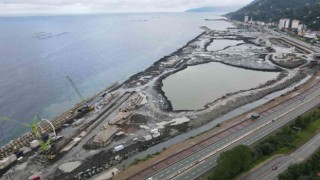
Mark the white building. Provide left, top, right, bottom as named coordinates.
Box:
left=267, top=22, right=276, bottom=27
left=303, top=32, right=317, bottom=39
left=291, top=20, right=300, bottom=29
left=278, top=18, right=290, bottom=29
left=244, top=16, right=249, bottom=23
left=298, top=24, right=307, bottom=35
left=256, top=21, right=265, bottom=26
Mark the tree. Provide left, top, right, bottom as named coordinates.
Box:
left=259, top=142, right=274, bottom=155
left=208, top=145, right=253, bottom=180
left=295, top=116, right=304, bottom=128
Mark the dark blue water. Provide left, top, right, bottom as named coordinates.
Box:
left=0, top=13, right=232, bottom=145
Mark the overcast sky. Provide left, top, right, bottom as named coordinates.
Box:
left=0, top=0, right=253, bottom=14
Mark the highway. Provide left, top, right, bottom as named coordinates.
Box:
left=145, top=81, right=320, bottom=180
left=244, top=132, right=320, bottom=180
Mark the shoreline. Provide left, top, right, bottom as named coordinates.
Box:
left=52, top=23, right=318, bottom=180
left=121, top=32, right=207, bottom=88
left=1, top=19, right=318, bottom=180
left=0, top=23, right=304, bottom=155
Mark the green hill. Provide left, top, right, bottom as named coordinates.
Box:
left=226, top=0, right=320, bottom=30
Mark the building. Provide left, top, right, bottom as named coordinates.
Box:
left=108, top=110, right=132, bottom=126
left=278, top=18, right=290, bottom=29
left=303, top=32, right=317, bottom=39
left=249, top=17, right=253, bottom=23
left=291, top=20, right=300, bottom=29
left=244, top=16, right=249, bottom=23
left=267, top=22, right=276, bottom=27
left=298, top=24, right=307, bottom=35
left=256, top=21, right=265, bottom=26
left=93, top=125, right=120, bottom=144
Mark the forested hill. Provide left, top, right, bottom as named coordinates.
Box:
left=225, top=0, right=320, bottom=30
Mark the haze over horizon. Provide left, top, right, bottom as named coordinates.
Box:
left=0, top=0, right=253, bottom=15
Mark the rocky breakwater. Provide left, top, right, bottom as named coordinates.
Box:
left=0, top=82, right=119, bottom=159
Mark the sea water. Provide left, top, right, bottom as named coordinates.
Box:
left=0, top=13, right=232, bottom=145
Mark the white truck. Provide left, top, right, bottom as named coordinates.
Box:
left=113, top=145, right=124, bottom=152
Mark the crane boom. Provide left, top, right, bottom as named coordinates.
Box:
left=66, top=75, right=88, bottom=107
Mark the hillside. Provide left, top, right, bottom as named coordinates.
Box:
left=226, top=0, right=320, bottom=30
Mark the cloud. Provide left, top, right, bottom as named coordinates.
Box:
left=0, top=0, right=253, bottom=14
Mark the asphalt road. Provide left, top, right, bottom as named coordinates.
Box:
left=244, top=131, right=320, bottom=180
left=147, top=82, right=320, bottom=180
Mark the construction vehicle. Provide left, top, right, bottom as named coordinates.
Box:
left=0, top=115, right=54, bottom=152
left=47, top=154, right=56, bottom=160
left=0, top=115, right=59, bottom=161
left=66, top=75, right=95, bottom=118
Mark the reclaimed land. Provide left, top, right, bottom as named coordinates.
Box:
left=1, top=23, right=318, bottom=180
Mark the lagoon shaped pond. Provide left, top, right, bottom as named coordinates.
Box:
left=162, top=62, right=279, bottom=110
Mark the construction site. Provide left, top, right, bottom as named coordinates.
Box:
left=0, top=20, right=320, bottom=180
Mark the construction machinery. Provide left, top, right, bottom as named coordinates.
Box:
left=47, top=154, right=56, bottom=160
left=0, top=115, right=59, bottom=160
left=0, top=115, right=54, bottom=152
left=66, top=75, right=94, bottom=118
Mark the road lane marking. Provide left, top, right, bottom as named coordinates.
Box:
left=261, top=108, right=320, bottom=179
left=162, top=93, right=320, bottom=180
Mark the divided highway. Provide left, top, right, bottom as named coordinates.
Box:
left=245, top=131, right=320, bottom=180
left=144, top=81, right=320, bottom=180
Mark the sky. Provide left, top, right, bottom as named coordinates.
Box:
left=0, top=0, right=253, bottom=14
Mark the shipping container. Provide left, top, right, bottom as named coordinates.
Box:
left=150, top=128, right=159, bottom=134
left=0, top=154, right=17, bottom=169
left=20, top=147, right=32, bottom=155
left=72, top=118, right=85, bottom=127
left=30, top=140, right=40, bottom=149
left=114, top=145, right=124, bottom=152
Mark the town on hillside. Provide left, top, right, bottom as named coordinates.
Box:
left=243, top=15, right=320, bottom=47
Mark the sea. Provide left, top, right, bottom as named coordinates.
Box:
left=0, top=13, right=233, bottom=146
